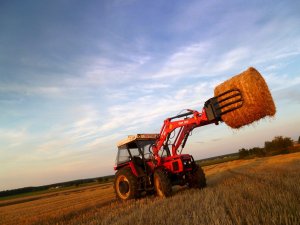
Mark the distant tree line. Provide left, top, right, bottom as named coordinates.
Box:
left=238, top=136, right=297, bottom=159
left=96, top=177, right=110, bottom=183
left=0, top=175, right=114, bottom=198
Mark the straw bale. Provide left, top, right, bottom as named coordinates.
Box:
left=214, top=67, right=276, bottom=129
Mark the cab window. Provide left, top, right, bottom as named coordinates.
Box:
left=116, top=148, right=130, bottom=164
left=130, top=148, right=141, bottom=157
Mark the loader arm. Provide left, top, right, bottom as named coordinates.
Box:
left=152, top=108, right=218, bottom=163
left=152, top=89, right=243, bottom=164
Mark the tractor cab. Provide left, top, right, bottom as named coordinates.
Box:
left=115, top=134, right=159, bottom=170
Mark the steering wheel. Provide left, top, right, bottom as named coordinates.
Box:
left=148, top=143, right=154, bottom=156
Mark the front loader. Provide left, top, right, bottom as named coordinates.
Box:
left=113, top=89, right=243, bottom=200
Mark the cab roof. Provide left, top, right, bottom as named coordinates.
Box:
left=117, top=134, right=159, bottom=148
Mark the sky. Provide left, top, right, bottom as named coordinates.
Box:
left=1, top=0, right=300, bottom=191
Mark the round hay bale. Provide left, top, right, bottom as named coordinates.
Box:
left=214, top=67, right=276, bottom=129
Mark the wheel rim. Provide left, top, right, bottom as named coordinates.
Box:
left=116, top=175, right=130, bottom=199
left=119, top=181, right=129, bottom=194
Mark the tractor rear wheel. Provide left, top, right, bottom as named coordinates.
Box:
left=154, top=169, right=172, bottom=197
left=188, top=165, right=206, bottom=188
left=114, top=168, right=139, bottom=200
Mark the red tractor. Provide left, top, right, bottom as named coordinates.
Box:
left=114, top=90, right=243, bottom=200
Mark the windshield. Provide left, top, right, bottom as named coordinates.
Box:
left=137, top=140, right=156, bottom=159
left=130, top=148, right=141, bottom=157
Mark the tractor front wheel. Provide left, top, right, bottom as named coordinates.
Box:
left=114, top=168, right=139, bottom=200
left=154, top=169, right=172, bottom=197
left=188, top=165, right=206, bottom=189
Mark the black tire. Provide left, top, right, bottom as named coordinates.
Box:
left=114, top=167, right=139, bottom=200
left=188, top=165, right=206, bottom=189
left=154, top=169, right=172, bottom=197
left=146, top=189, right=155, bottom=195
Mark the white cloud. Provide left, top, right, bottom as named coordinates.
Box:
left=0, top=128, right=29, bottom=149
left=265, top=74, right=300, bottom=92
left=64, top=51, right=151, bottom=88
left=0, top=84, right=65, bottom=97
left=148, top=42, right=253, bottom=81
left=215, top=48, right=250, bottom=72
left=151, top=42, right=212, bottom=78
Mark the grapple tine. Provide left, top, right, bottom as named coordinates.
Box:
left=217, top=92, right=241, bottom=104
left=215, top=88, right=243, bottom=115
left=204, top=88, right=243, bottom=121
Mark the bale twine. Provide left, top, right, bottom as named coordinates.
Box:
left=214, top=67, right=276, bottom=129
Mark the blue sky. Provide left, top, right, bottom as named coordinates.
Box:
left=1, top=0, right=300, bottom=190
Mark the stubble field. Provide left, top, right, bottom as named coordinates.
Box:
left=1, top=152, right=300, bottom=225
